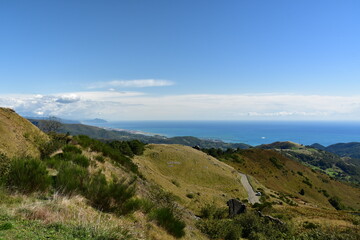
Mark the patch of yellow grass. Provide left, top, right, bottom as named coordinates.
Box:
left=134, top=144, right=247, bottom=213
left=0, top=108, right=49, bottom=158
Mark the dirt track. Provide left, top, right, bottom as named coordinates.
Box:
left=239, top=173, right=260, bottom=204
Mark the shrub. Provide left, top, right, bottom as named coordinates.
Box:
left=85, top=172, right=111, bottom=211
left=75, top=136, right=139, bottom=173
left=120, top=198, right=143, bottom=215
left=6, top=158, right=51, bottom=193
left=171, top=179, right=180, bottom=187
left=56, top=162, right=89, bottom=195
left=109, top=177, right=136, bottom=207
left=72, top=155, right=90, bottom=168
left=252, top=202, right=273, bottom=211
left=269, top=157, right=283, bottom=169
left=55, top=151, right=90, bottom=168
left=303, top=221, right=318, bottom=229
left=233, top=211, right=291, bottom=239
left=328, top=196, right=342, bottom=210
left=302, top=178, right=313, bottom=188
left=200, top=204, right=228, bottom=220
left=0, top=153, right=11, bottom=184
left=318, top=189, right=330, bottom=197
left=62, top=145, right=82, bottom=154
left=127, top=140, right=146, bottom=155
left=85, top=172, right=136, bottom=213
left=39, top=133, right=68, bottom=159
left=186, top=193, right=194, bottom=199
left=197, top=219, right=236, bottom=239
left=150, top=207, right=186, bottom=238
left=0, top=222, right=13, bottom=231
left=95, top=155, right=105, bottom=163
left=299, top=189, right=305, bottom=195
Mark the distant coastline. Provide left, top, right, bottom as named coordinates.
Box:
left=88, top=120, right=360, bottom=146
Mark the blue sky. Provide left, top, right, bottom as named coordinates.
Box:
left=1, top=0, right=360, bottom=120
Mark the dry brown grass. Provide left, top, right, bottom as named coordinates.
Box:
left=134, top=144, right=247, bottom=213
left=226, top=149, right=360, bottom=210
left=0, top=108, right=49, bottom=158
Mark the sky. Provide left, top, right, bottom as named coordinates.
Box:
left=1, top=0, right=360, bottom=120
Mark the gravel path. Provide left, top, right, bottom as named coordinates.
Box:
left=239, top=173, right=260, bottom=204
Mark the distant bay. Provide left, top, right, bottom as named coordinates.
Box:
left=87, top=121, right=360, bottom=146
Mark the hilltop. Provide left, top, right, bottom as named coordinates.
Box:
left=0, top=108, right=49, bottom=158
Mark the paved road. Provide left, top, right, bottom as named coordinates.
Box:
left=239, top=173, right=260, bottom=204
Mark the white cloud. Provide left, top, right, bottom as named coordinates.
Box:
left=2, top=92, right=360, bottom=120
left=88, top=79, right=174, bottom=89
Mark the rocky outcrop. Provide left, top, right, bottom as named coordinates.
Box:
left=227, top=199, right=246, bottom=218
left=257, top=211, right=284, bottom=225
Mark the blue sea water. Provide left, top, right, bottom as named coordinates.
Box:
left=90, top=121, right=360, bottom=147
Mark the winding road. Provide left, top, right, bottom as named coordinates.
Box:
left=239, top=173, right=260, bottom=204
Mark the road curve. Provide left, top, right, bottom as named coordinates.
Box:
left=239, top=173, right=260, bottom=204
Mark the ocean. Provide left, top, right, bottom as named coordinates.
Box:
left=89, top=121, right=360, bottom=147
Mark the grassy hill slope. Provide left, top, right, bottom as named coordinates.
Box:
left=134, top=144, right=247, bottom=213
left=258, top=141, right=360, bottom=184
left=0, top=108, right=49, bottom=158
left=223, top=148, right=360, bottom=210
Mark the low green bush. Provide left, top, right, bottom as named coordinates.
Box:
left=85, top=172, right=136, bottom=213
left=39, top=133, right=69, bottom=159
left=200, top=203, right=228, bottom=220
left=198, top=211, right=293, bottom=240
left=0, top=222, right=13, bottom=231
left=186, top=193, right=194, bottom=199
left=95, top=155, right=105, bottom=163
left=8, top=158, right=51, bottom=193
left=75, top=136, right=139, bottom=174
left=119, top=198, right=143, bottom=215
left=54, top=152, right=90, bottom=168
left=150, top=207, right=186, bottom=238
left=252, top=202, right=273, bottom=211
left=56, top=162, right=89, bottom=195
left=328, top=196, right=342, bottom=210
left=62, top=145, right=82, bottom=154
left=6, top=158, right=51, bottom=193
left=0, top=153, right=11, bottom=183
left=72, top=154, right=90, bottom=168
left=196, top=219, right=238, bottom=239
left=303, top=221, right=318, bottom=229
left=269, top=157, right=283, bottom=169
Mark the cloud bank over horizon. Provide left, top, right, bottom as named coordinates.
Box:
left=1, top=91, right=360, bottom=121
left=88, top=79, right=174, bottom=89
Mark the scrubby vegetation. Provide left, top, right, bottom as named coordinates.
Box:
left=1, top=111, right=360, bottom=239
left=74, top=135, right=142, bottom=173
left=150, top=207, right=186, bottom=238
left=0, top=130, right=189, bottom=239
left=5, top=158, right=51, bottom=193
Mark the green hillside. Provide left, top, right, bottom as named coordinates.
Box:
left=219, top=148, right=360, bottom=210
left=257, top=141, right=360, bottom=184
